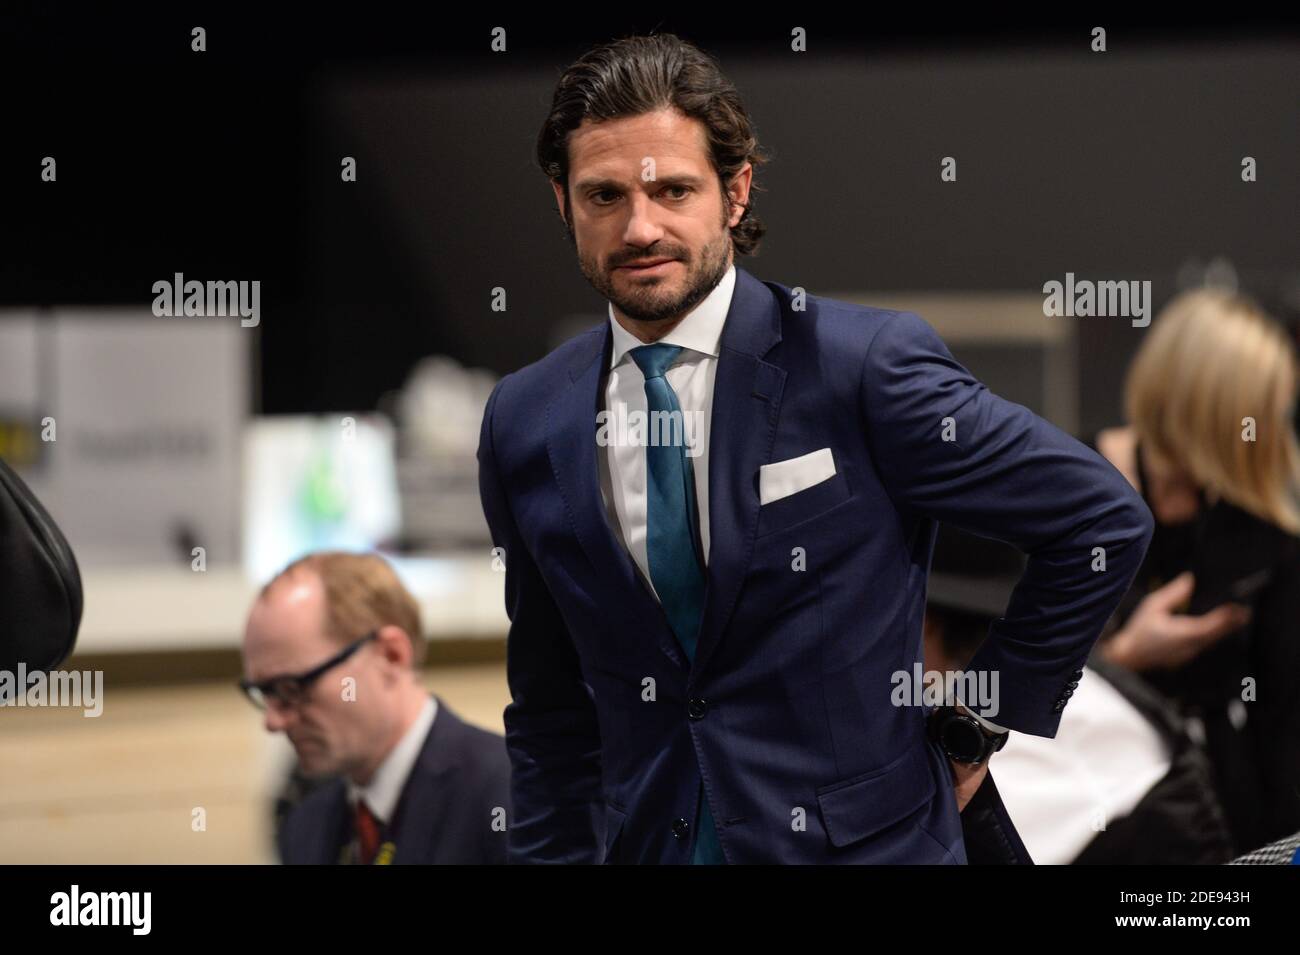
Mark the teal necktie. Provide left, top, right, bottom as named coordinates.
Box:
left=629, top=343, right=725, bottom=865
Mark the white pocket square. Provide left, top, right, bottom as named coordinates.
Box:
left=759, top=448, right=837, bottom=505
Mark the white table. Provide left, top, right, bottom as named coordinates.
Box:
left=73, top=553, right=510, bottom=653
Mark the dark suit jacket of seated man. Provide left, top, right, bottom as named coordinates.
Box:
left=478, top=33, right=1156, bottom=864
left=278, top=692, right=512, bottom=865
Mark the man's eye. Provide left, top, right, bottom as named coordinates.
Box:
left=590, top=186, right=689, bottom=203
left=272, top=679, right=302, bottom=700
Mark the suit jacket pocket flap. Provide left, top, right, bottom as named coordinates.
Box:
left=815, top=745, right=936, bottom=848
left=603, top=803, right=628, bottom=862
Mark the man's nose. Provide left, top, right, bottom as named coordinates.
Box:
left=264, top=700, right=294, bottom=733
left=622, top=191, right=665, bottom=248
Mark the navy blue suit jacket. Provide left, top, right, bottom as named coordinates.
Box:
left=277, top=695, right=511, bottom=864
left=477, top=266, right=1155, bottom=864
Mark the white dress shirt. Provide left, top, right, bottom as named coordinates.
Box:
left=345, top=695, right=437, bottom=824
left=597, top=264, right=735, bottom=601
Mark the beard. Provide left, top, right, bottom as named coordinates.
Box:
left=575, top=211, right=734, bottom=325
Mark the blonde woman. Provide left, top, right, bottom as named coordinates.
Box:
left=1092, top=288, right=1300, bottom=855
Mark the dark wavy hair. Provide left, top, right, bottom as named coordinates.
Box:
left=536, top=33, right=770, bottom=256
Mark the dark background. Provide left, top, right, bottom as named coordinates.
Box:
left=3, top=10, right=1298, bottom=435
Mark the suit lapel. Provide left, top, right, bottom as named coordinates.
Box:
left=389, top=695, right=456, bottom=863
left=692, top=267, right=785, bottom=679
left=547, top=325, right=687, bottom=670
left=307, top=781, right=350, bottom=864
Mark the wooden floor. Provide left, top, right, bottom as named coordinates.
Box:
left=0, top=664, right=510, bottom=864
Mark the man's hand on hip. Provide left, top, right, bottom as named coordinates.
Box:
left=949, top=757, right=990, bottom=813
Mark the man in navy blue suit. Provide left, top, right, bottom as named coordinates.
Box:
left=478, top=34, right=1154, bottom=864
left=241, top=551, right=511, bottom=864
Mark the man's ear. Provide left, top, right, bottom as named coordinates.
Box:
left=375, top=624, right=415, bottom=670
left=551, top=179, right=567, bottom=221
left=725, top=163, right=753, bottom=228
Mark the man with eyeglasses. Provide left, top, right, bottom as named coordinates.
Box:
left=240, top=551, right=511, bottom=864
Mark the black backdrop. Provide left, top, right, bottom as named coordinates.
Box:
left=3, top=10, right=1297, bottom=434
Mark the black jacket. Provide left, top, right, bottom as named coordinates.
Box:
left=1088, top=431, right=1300, bottom=853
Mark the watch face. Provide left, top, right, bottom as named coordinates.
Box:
left=940, top=716, right=986, bottom=762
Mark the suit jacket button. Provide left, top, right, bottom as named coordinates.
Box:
left=672, top=818, right=690, bottom=840
left=688, top=698, right=708, bottom=720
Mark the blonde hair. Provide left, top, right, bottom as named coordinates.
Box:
left=1125, top=288, right=1300, bottom=534
left=261, top=551, right=426, bottom=666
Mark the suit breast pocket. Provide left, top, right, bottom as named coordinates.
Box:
left=755, top=465, right=852, bottom=539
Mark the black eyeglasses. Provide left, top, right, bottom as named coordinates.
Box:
left=240, top=631, right=378, bottom=711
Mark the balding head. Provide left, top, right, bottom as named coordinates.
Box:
left=244, top=567, right=336, bottom=680
left=241, top=553, right=429, bottom=784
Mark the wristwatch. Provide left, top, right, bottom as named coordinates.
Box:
left=927, top=705, right=1009, bottom=764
